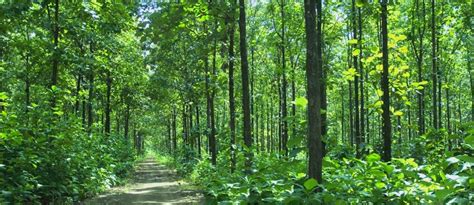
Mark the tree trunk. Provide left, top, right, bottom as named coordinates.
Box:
left=304, top=0, right=323, bottom=183
left=50, top=0, right=60, bottom=108
left=358, top=6, right=365, bottom=151
left=431, top=0, right=438, bottom=129
left=381, top=0, right=392, bottom=162
left=105, top=70, right=112, bottom=135
left=280, top=0, right=289, bottom=156
left=87, top=44, right=94, bottom=131
left=196, top=104, right=201, bottom=157
left=239, top=0, right=253, bottom=171
left=172, top=107, right=177, bottom=153
left=124, top=104, right=130, bottom=143
left=352, top=0, right=361, bottom=158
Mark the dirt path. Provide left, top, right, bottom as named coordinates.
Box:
left=84, top=158, right=204, bottom=205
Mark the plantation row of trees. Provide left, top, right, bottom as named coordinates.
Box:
left=0, top=1, right=153, bottom=203
left=1, top=0, right=472, bottom=204
left=143, top=0, right=473, bottom=203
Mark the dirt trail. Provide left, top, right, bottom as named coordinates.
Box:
left=85, top=158, right=204, bottom=205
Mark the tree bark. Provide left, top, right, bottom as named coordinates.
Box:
left=50, top=0, right=60, bottom=108
left=239, top=0, right=253, bottom=170
left=352, top=0, right=361, bottom=158
left=280, top=0, right=289, bottom=156
left=304, top=0, right=323, bottom=183
left=105, top=70, right=111, bottom=135
left=381, top=0, right=392, bottom=162
left=431, top=0, right=438, bottom=129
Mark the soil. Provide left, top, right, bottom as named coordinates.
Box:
left=84, top=158, right=204, bottom=205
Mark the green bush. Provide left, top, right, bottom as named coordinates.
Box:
left=0, top=96, right=136, bottom=204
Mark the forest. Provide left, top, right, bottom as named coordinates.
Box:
left=0, top=0, right=473, bottom=204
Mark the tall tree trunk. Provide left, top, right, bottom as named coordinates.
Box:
left=124, top=104, right=130, bottom=143
left=239, top=0, right=252, bottom=170
left=431, top=0, right=438, bottom=129
left=358, top=7, right=365, bottom=150
left=196, top=104, right=201, bottom=157
left=204, top=10, right=217, bottom=165
left=105, top=70, right=112, bottom=135
left=168, top=117, right=172, bottom=154
left=291, top=58, right=297, bottom=142
left=228, top=15, right=236, bottom=171
left=381, top=0, right=392, bottom=162
left=469, top=59, right=474, bottom=121
left=87, top=44, right=94, bottom=131
left=280, top=0, right=289, bottom=156
left=183, top=104, right=188, bottom=146
left=304, top=0, right=323, bottom=183
left=352, top=0, right=361, bottom=158
left=24, top=53, right=30, bottom=116
left=172, top=107, right=177, bottom=153
left=50, top=0, right=60, bottom=108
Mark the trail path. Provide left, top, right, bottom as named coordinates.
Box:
left=85, top=158, right=204, bottom=205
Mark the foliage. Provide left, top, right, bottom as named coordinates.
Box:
left=0, top=95, right=136, bottom=203
left=184, top=128, right=473, bottom=204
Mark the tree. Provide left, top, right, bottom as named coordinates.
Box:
left=239, top=0, right=253, bottom=170
left=381, top=0, right=392, bottom=162
left=304, top=0, right=323, bottom=183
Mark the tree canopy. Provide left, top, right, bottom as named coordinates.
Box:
left=1, top=0, right=473, bottom=204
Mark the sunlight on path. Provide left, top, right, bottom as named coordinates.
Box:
left=84, top=158, right=204, bottom=205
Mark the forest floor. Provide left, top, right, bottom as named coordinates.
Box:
left=84, top=157, right=204, bottom=205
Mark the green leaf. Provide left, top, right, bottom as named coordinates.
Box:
left=287, top=136, right=303, bottom=148
left=348, top=39, right=358, bottom=44
left=374, top=100, right=384, bottom=107
left=356, top=0, right=366, bottom=7
left=294, top=97, right=308, bottom=107
left=383, top=164, right=394, bottom=174
left=0, top=92, right=7, bottom=100
left=366, top=153, right=381, bottom=163
left=418, top=80, right=429, bottom=86
left=435, top=189, right=453, bottom=200
left=352, top=49, right=360, bottom=56
left=393, top=110, right=403, bottom=116
left=375, top=182, right=386, bottom=189
left=296, top=173, right=306, bottom=179
left=304, top=178, right=318, bottom=191
left=464, top=135, right=474, bottom=147
left=376, top=89, right=383, bottom=97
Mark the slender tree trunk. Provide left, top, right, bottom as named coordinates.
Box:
left=469, top=59, right=474, bottom=121
left=349, top=81, right=354, bottom=146
left=124, top=104, right=130, bottom=143
left=105, top=70, right=111, bottom=135
left=50, top=0, right=60, bottom=108
left=304, top=0, right=323, bottom=183
left=291, top=59, right=297, bottom=142
left=239, top=0, right=252, bottom=170
left=431, top=0, right=438, bottom=129
left=204, top=11, right=217, bottom=165
left=183, top=104, right=188, bottom=146
left=196, top=104, right=201, bottom=157
left=352, top=0, right=361, bottom=158
left=228, top=17, right=236, bottom=171
left=168, top=117, right=172, bottom=154
left=381, top=0, right=392, bottom=162
left=341, top=87, right=345, bottom=143
left=87, top=44, right=94, bottom=131
left=172, top=107, right=177, bottom=153
left=280, top=0, right=289, bottom=156
left=24, top=53, right=30, bottom=116
left=358, top=7, right=365, bottom=149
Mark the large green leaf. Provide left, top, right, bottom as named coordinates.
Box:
left=304, top=178, right=318, bottom=191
